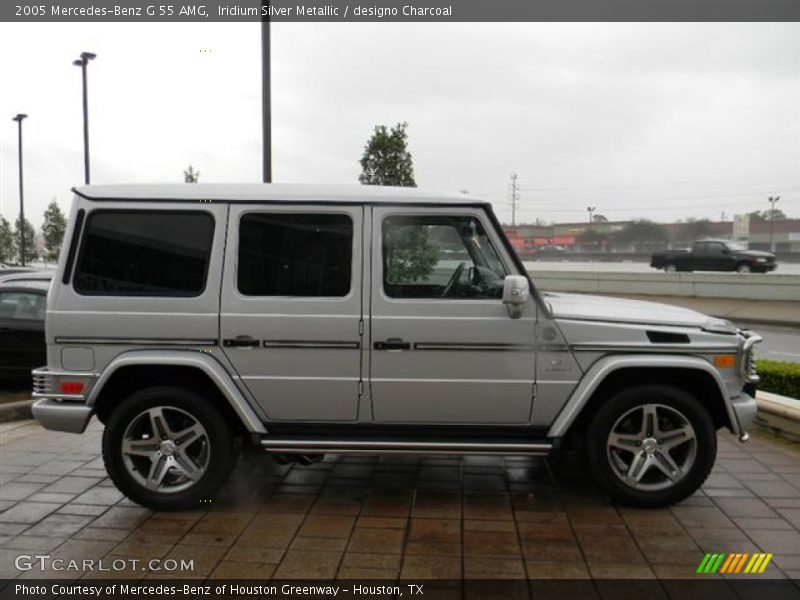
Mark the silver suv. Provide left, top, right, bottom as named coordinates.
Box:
left=32, top=184, right=760, bottom=510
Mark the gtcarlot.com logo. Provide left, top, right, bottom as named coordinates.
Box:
left=697, top=552, right=773, bottom=574
left=15, top=554, right=194, bottom=572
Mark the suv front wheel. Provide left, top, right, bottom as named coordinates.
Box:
left=102, top=386, right=237, bottom=510
left=585, top=384, right=716, bottom=507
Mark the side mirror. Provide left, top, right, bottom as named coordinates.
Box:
left=502, top=275, right=530, bottom=319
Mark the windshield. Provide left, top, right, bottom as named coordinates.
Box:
left=725, top=241, right=747, bottom=251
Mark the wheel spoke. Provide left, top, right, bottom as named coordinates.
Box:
left=608, top=431, right=641, bottom=449
left=175, top=423, right=204, bottom=448
left=148, top=407, right=173, bottom=442
left=653, top=450, right=681, bottom=481
left=641, top=404, right=658, bottom=438
left=146, top=455, right=171, bottom=490
left=626, top=450, right=653, bottom=483
left=173, top=451, right=202, bottom=481
left=122, top=438, right=159, bottom=458
left=660, top=425, right=693, bottom=450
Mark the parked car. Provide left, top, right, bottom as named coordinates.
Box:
left=650, top=240, right=777, bottom=273
left=0, top=280, right=48, bottom=379
left=33, top=184, right=760, bottom=510
left=0, top=270, right=54, bottom=284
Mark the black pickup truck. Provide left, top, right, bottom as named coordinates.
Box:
left=651, top=239, right=777, bottom=273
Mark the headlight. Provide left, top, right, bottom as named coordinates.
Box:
left=741, top=334, right=762, bottom=383
left=702, top=318, right=738, bottom=335
left=756, top=258, right=767, bottom=263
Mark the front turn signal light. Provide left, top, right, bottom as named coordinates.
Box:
left=714, top=355, right=736, bottom=369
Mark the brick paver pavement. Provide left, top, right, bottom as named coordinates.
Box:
left=1, top=419, right=800, bottom=584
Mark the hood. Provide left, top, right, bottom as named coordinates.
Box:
left=736, top=250, right=775, bottom=259
left=545, top=292, right=711, bottom=328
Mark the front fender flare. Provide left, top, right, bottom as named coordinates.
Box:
left=546, top=354, right=737, bottom=438
left=87, top=350, right=266, bottom=434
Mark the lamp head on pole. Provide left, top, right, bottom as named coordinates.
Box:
left=12, top=113, right=27, bottom=123
left=73, top=52, right=97, bottom=67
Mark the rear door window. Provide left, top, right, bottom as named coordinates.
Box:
left=237, top=213, right=353, bottom=297
left=74, top=211, right=214, bottom=296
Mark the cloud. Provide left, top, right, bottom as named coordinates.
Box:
left=0, top=22, right=798, bottom=228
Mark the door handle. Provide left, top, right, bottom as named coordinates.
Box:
left=223, top=336, right=260, bottom=348
left=374, top=339, right=411, bottom=351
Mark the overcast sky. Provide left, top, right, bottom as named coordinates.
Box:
left=0, top=22, right=798, bottom=228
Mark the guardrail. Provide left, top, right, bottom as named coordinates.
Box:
left=527, top=268, right=800, bottom=301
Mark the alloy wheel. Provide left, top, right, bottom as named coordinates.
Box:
left=121, top=406, right=210, bottom=493
left=606, top=403, right=697, bottom=492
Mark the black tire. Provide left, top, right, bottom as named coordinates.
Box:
left=736, top=263, right=752, bottom=274
left=585, top=384, right=716, bottom=508
left=102, top=386, right=237, bottom=511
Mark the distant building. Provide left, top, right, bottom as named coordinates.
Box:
left=503, top=218, right=800, bottom=255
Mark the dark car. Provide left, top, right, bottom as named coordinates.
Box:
left=651, top=239, right=777, bottom=273
left=0, top=280, right=48, bottom=379
left=0, top=270, right=54, bottom=284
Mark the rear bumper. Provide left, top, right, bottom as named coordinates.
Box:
left=31, top=399, right=93, bottom=434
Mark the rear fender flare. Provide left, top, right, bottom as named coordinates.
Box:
left=87, top=350, right=267, bottom=434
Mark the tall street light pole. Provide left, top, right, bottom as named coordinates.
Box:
left=261, top=4, right=272, bottom=183
left=73, top=52, right=96, bottom=185
left=587, top=206, right=596, bottom=225
left=12, top=114, right=27, bottom=266
left=768, top=196, right=780, bottom=253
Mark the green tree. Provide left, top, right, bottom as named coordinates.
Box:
left=748, top=209, right=786, bottom=221
left=359, top=122, right=416, bottom=187
left=677, top=218, right=713, bottom=242
left=384, top=225, right=438, bottom=283
left=42, top=200, right=67, bottom=261
left=0, top=218, right=15, bottom=264
left=184, top=165, right=200, bottom=183
left=614, top=220, right=669, bottom=251
left=13, top=216, right=37, bottom=264
left=578, top=228, right=609, bottom=245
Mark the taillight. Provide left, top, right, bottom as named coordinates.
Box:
left=60, top=381, right=85, bottom=395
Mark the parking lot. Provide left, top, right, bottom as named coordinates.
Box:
left=1, top=419, right=800, bottom=591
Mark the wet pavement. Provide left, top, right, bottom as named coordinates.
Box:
left=1, top=419, right=800, bottom=583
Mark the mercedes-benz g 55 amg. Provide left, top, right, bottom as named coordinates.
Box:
left=32, top=184, right=760, bottom=510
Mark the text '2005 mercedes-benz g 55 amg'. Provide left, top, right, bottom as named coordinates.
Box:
left=32, top=184, right=761, bottom=510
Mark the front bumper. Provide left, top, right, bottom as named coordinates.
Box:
left=730, top=390, right=758, bottom=441
left=31, top=399, right=93, bottom=434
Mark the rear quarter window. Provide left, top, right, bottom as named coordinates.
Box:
left=73, top=210, right=214, bottom=297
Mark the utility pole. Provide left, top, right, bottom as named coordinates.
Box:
left=261, top=2, right=272, bottom=183
left=768, top=196, right=780, bottom=253
left=12, top=114, right=27, bottom=266
left=587, top=206, right=596, bottom=225
left=72, top=52, right=96, bottom=185
left=510, top=173, right=518, bottom=226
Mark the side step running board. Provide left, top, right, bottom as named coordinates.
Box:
left=259, top=438, right=554, bottom=456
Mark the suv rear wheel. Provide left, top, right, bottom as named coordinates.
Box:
left=102, top=386, right=237, bottom=510
left=585, top=384, right=716, bottom=507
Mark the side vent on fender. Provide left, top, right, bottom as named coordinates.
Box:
left=646, top=331, right=690, bottom=344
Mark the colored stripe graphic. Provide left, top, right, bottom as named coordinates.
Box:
left=700, top=553, right=774, bottom=574
left=758, top=553, right=774, bottom=573
left=697, top=553, right=726, bottom=573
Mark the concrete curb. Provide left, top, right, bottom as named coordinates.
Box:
left=0, top=399, right=33, bottom=424
left=756, top=391, right=800, bottom=442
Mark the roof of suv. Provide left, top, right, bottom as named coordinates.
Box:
left=74, top=184, right=488, bottom=206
